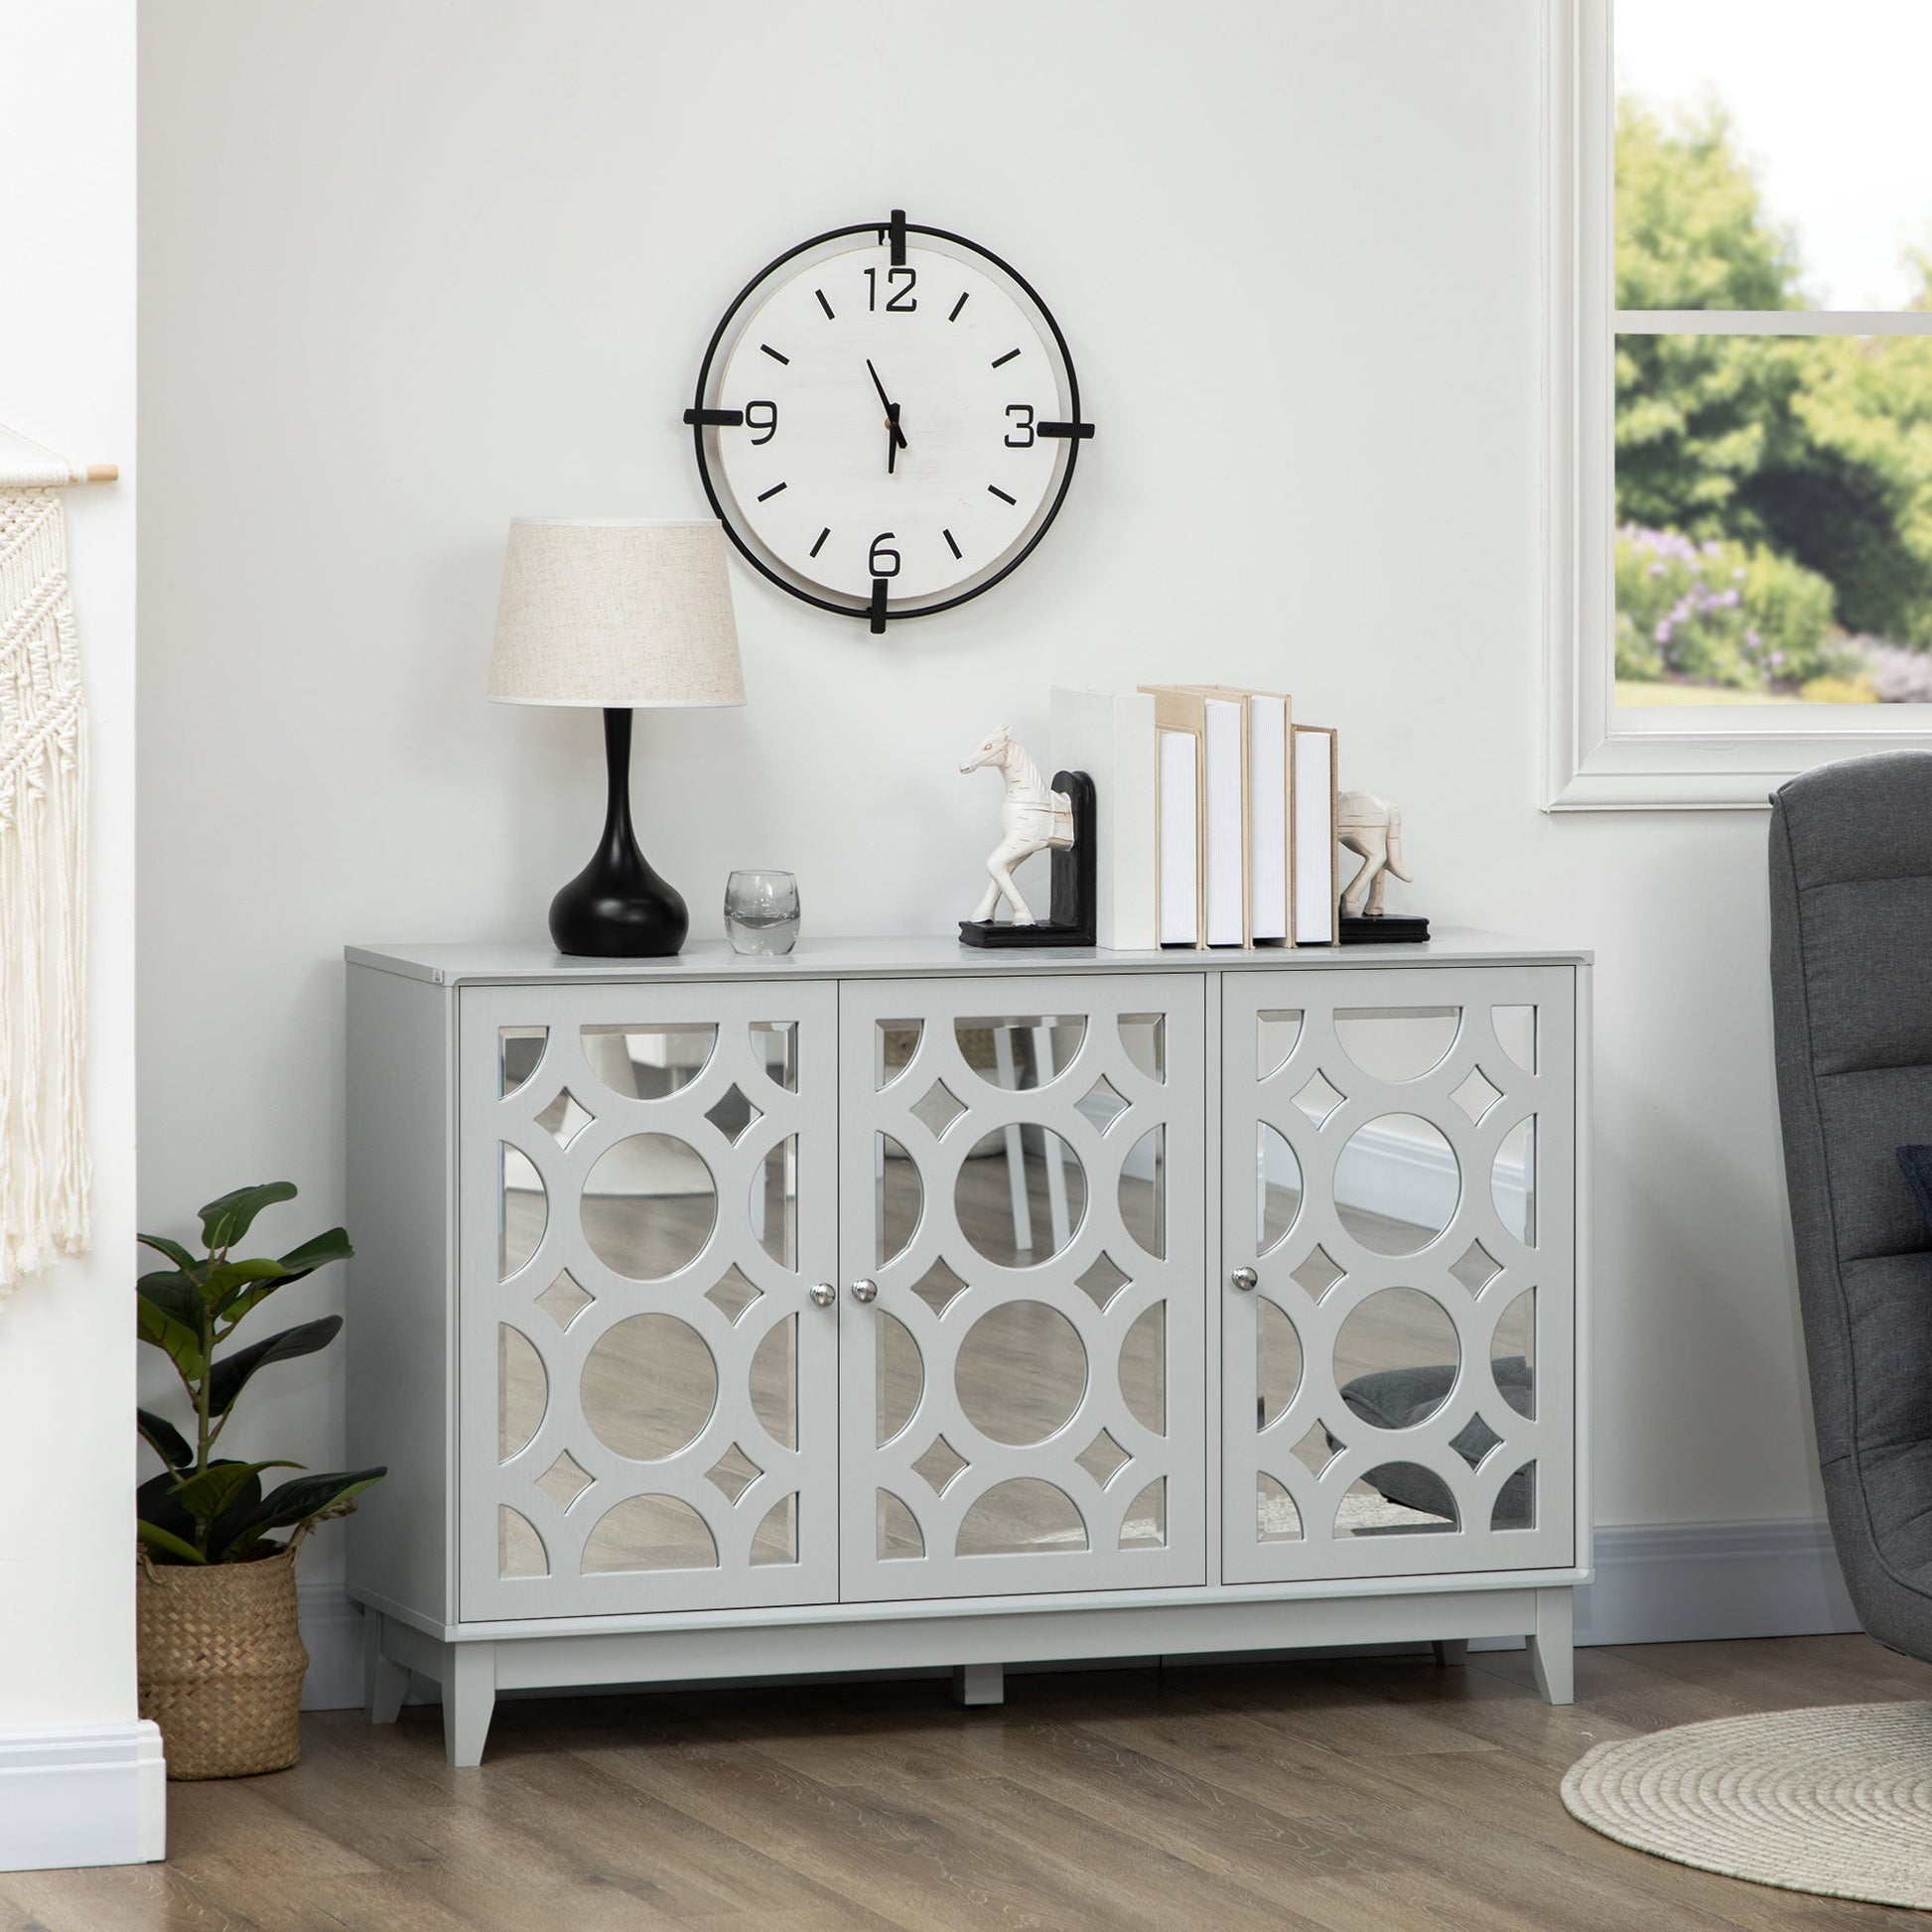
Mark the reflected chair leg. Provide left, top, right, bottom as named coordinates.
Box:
left=1528, top=1587, right=1575, bottom=1706
left=953, top=1662, right=1004, bottom=1708
left=1035, top=1024, right=1070, bottom=1252
left=992, top=1029, right=1033, bottom=1250
left=362, top=1610, right=410, bottom=1725
left=1431, top=1638, right=1469, bottom=1668
left=444, top=1642, right=496, bottom=1767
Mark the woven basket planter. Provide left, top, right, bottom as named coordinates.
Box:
left=137, top=1545, right=309, bottom=1779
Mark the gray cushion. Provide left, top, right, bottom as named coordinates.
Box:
left=1770, top=751, right=1932, bottom=1662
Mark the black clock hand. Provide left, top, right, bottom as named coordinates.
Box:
left=887, top=402, right=901, bottom=476
left=865, top=358, right=909, bottom=453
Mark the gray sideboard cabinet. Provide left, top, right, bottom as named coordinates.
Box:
left=345, top=934, right=1590, bottom=1765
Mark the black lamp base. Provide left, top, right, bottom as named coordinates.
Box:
left=548, top=709, right=689, bottom=958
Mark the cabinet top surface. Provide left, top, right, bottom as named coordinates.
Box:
left=345, top=930, right=1590, bottom=986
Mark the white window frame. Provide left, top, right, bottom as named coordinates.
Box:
left=1543, top=0, right=1932, bottom=811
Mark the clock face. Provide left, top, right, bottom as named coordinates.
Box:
left=687, top=223, right=1088, bottom=627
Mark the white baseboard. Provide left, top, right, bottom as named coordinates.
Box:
left=298, top=1518, right=1865, bottom=1712
left=0, top=1722, right=166, bottom=1870
left=1576, top=1516, right=1860, bottom=1647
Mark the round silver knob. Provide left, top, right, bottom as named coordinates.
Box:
left=849, top=1278, right=879, bottom=1305
left=1230, top=1266, right=1259, bottom=1293
left=808, top=1282, right=836, bottom=1308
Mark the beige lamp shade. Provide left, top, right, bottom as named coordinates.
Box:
left=488, top=517, right=746, bottom=708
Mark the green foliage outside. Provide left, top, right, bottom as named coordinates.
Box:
left=1616, top=97, right=1932, bottom=694
left=136, top=1181, right=384, bottom=1564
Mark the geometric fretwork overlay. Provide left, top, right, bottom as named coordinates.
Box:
left=1221, top=966, right=1577, bottom=1586
left=458, top=981, right=839, bottom=1620
left=838, top=974, right=1208, bottom=1602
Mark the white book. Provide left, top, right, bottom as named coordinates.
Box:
left=1293, top=723, right=1338, bottom=945
left=1200, top=696, right=1246, bottom=947
left=1247, top=693, right=1290, bottom=942
left=1049, top=686, right=1157, bottom=950
left=1157, top=730, right=1201, bottom=947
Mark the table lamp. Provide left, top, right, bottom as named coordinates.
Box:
left=488, top=517, right=745, bottom=957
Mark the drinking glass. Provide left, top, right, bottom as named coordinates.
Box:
left=725, top=870, right=800, bottom=955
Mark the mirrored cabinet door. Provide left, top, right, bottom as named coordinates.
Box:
left=1222, top=967, right=1576, bottom=1585
left=839, top=975, right=1207, bottom=1602
left=457, top=980, right=839, bottom=1619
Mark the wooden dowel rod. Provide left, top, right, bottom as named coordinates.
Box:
left=83, top=464, right=119, bottom=483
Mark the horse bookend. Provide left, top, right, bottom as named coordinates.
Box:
left=957, top=725, right=1097, bottom=949
left=1337, top=789, right=1429, bottom=945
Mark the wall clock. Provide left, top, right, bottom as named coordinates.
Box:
left=683, top=210, right=1094, bottom=633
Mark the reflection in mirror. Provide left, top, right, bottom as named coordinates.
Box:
left=534, top=1088, right=594, bottom=1149
left=1450, top=1066, right=1503, bottom=1124
left=1257, top=1010, right=1304, bottom=1079
left=876, top=1020, right=921, bottom=1091
left=581, top=1024, right=718, bottom=1099
left=1120, top=1125, right=1166, bottom=1258
left=703, top=1264, right=761, bottom=1324
left=1291, top=1071, right=1344, bottom=1126
left=535, top=1269, right=594, bottom=1330
left=750, top=1020, right=797, bottom=1093
left=1449, top=1239, right=1502, bottom=1293
left=909, top=1079, right=967, bottom=1139
left=703, top=1442, right=760, bottom=1504
left=535, top=1449, right=592, bottom=1512
left=876, top=1133, right=922, bottom=1268
left=956, top=1301, right=1087, bottom=1446
left=499, top=1142, right=546, bottom=1281
left=877, top=1488, right=924, bottom=1561
left=1334, top=1114, right=1459, bottom=1255
left=1334, top=1007, right=1460, bottom=1083
left=1492, top=1005, right=1536, bottom=1073
left=751, top=1491, right=800, bottom=1564
left=908, top=1257, right=969, bottom=1318
left=1290, top=1245, right=1346, bottom=1299
left=751, top=1313, right=798, bottom=1450
left=498, top=1505, right=548, bottom=1579
left=1075, top=1251, right=1131, bottom=1311
left=1256, top=1472, right=1303, bottom=1542
left=1493, top=1117, right=1537, bottom=1246
left=955, top=1015, right=1087, bottom=1091
left=754, top=1135, right=798, bottom=1269
left=703, top=1082, right=761, bottom=1145
left=1256, top=1298, right=1303, bottom=1431
left=1075, top=1427, right=1129, bottom=1487
left=582, top=1134, right=716, bottom=1280
left=1339, top=1465, right=1459, bottom=1537
left=500, top=1026, right=547, bottom=1098
left=956, top=1477, right=1086, bottom=1557
left=912, top=1434, right=971, bottom=1495
left=1492, top=1290, right=1536, bottom=1420
left=1492, top=1462, right=1536, bottom=1531
left=1119, top=1013, right=1167, bottom=1083
left=876, top=1310, right=922, bottom=1448
left=1293, top=1420, right=1340, bottom=1478
left=581, top=1494, right=719, bottom=1572
left=955, top=1127, right=1087, bottom=1267
left=1257, top=1123, right=1303, bottom=1254
left=1121, top=1301, right=1167, bottom=1436
left=582, top=1313, right=717, bottom=1460
left=1334, top=1288, right=1460, bottom=1427
left=498, top=1323, right=546, bottom=1460
left=1120, top=1477, right=1167, bottom=1549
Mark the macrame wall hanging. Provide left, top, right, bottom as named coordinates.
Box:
left=0, top=425, right=112, bottom=1295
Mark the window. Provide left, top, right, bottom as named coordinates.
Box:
left=1547, top=0, right=1932, bottom=808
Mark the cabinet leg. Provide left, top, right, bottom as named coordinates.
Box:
left=1528, top=1587, right=1575, bottom=1707
left=444, top=1643, right=496, bottom=1767
left=362, top=1610, right=411, bottom=1725
left=1431, top=1638, right=1468, bottom=1668
left=952, top=1663, right=1004, bottom=1708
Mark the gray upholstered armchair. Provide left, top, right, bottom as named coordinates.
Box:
left=1769, top=750, right=1932, bottom=1662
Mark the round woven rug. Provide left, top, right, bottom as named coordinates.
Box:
left=1562, top=1702, right=1932, bottom=1911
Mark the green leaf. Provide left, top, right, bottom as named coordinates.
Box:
left=136, top=1280, right=206, bottom=1381
left=137, top=1518, right=207, bottom=1564
left=137, top=1232, right=201, bottom=1272
left=137, top=1468, right=198, bottom=1544
left=173, top=1458, right=297, bottom=1524
left=200, top=1255, right=291, bottom=1314
left=198, top=1181, right=297, bottom=1254
left=215, top=1467, right=385, bottom=1560
left=278, top=1226, right=353, bottom=1275
left=136, top=1408, right=194, bottom=1469
left=208, top=1315, right=344, bottom=1416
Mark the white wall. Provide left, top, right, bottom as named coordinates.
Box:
left=138, top=0, right=1827, bottom=1611
left=0, top=3, right=139, bottom=1730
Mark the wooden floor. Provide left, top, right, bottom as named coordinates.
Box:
left=9, top=1634, right=1932, bottom=1930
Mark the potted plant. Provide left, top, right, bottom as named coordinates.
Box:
left=135, top=1181, right=384, bottom=1779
